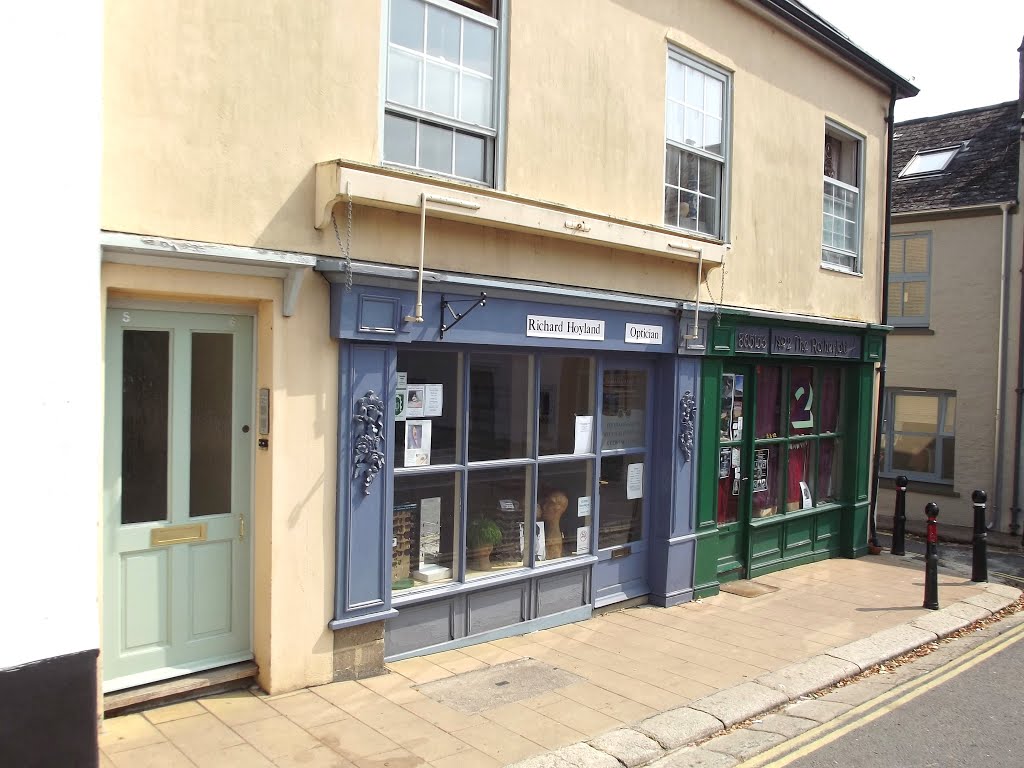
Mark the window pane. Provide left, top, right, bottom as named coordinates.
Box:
left=887, top=289, right=903, bottom=318
left=601, top=369, right=648, bottom=450
left=680, top=191, right=698, bottom=231
left=717, top=446, right=742, bottom=524
left=466, top=465, right=529, bottom=578
left=539, top=356, right=595, bottom=455
left=469, top=353, right=531, bottom=461
left=666, top=102, right=685, bottom=145
left=538, top=460, right=594, bottom=561
left=684, top=66, right=703, bottom=107
left=894, top=395, right=938, bottom=433
left=789, top=366, right=815, bottom=436
left=598, top=454, right=645, bottom=548
left=666, top=59, right=685, bottom=102
left=891, top=238, right=906, bottom=273
left=383, top=113, right=417, bottom=166
left=904, top=237, right=928, bottom=272
left=396, top=349, right=461, bottom=467
left=454, top=132, right=487, bottom=182
left=426, top=3, right=460, bottom=63
left=903, top=282, right=927, bottom=317
left=680, top=151, right=699, bottom=192
left=684, top=107, right=702, bottom=146
left=704, top=76, right=723, bottom=117
left=390, top=0, right=425, bottom=51
left=665, top=145, right=681, bottom=186
left=698, top=156, right=719, bottom=197
left=754, top=366, right=780, bottom=439
left=941, top=437, right=955, bottom=481
left=697, top=193, right=718, bottom=237
left=459, top=72, right=493, bottom=127
left=893, top=434, right=936, bottom=474
left=664, top=186, right=680, bottom=227
left=943, top=397, right=956, bottom=433
left=703, top=117, right=722, bottom=155
left=387, top=48, right=422, bottom=108
left=820, top=367, right=841, bottom=433
left=786, top=441, right=813, bottom=512
left=190, top=333, right=233, bottom=518
left=817, top=439, right=841, bottom=504
left=419, top=122, right=453, bottom=173
left=121, top=330, right=170, bottom=525
left=752, top=446, right=781, bottom=518
left=462, top=20, right=494, bottom=75
left=424, top=61, right=457, bottom=117
left=721, top=372, right=745, bottom=441
left=392, top=472, right=459, bottom=593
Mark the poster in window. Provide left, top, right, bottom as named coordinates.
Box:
left=576, top=526, right=591, bottom=554
left=404, top=419, right=431, bottom=466
left=753, top=448, right=769, bottom=493
left=720, top=374, right=735, bottom=440
left=574, top=415, right=594, bottom=454
left=719, top=447, right=732, bottom=479
left=423, top=384, right=443, bottom=417
left=395, top=372, right=408, bottom=421
left=406, top=385, right=425, bottom=418
left=626, top=462, right=644, bottom=500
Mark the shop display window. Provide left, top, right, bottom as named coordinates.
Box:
left=391, top=350, right=605, bottom=596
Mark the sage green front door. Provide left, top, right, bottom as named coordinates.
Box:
left=103, top=308, right=254, bottom=692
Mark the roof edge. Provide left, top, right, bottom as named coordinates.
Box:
left=894, top=99, right=1021, bottom=127
left=752, top=0, right=918, bottom=98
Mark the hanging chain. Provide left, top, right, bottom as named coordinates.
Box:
left=702, top=248, right=727, bottom=325
left=331, top=198, right=354, bottom=291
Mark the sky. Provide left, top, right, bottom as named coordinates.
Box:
left=801, top=0, right=1024, bottom=121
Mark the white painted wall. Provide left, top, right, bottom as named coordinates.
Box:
left=0, top=3, right=102, bottom=668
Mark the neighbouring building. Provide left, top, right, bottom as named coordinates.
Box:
left=879, top=48, right=1023, bottom=534
left=7, top=1, right=919, bottom=759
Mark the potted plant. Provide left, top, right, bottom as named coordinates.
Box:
left=467, top=517, right=502, bottom=571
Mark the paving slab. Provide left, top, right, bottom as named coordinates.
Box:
left=701, top=728, right=787, bottom=760
left=638, top=707, right=724, bottom=750
left=826, top=624, right=937, bottom=671
left=648, top=746, right=739, bottom=767
left=588, top=728, right=663, bottom=767
left=747, top=713, right=819, bottom=738
left=755, top=655, right=860, bottom=700
left=688, top=683, right=790, bottom=728
left=783, top=699, right=853, bottom=723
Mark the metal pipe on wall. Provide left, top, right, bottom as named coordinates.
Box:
left=992, top=202, right=1012, bottom=530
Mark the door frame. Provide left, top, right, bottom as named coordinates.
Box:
left=101, top=303, right=258, bottom=692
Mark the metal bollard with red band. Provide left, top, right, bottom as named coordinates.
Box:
left=891, top=475, right=909, bottom=556
left=923, top=502, right=940, bottom=610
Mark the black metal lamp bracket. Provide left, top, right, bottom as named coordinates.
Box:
left=440, top=292, right=487, bottom=339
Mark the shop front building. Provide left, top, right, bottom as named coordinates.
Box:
left=324, top=271, right=706, bottom=660
left=693, top=315, right=885, bottom=596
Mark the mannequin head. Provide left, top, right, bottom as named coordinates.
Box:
left=539, top=490, right=569, bottom=561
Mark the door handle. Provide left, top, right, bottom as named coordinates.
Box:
left=239, top=515, right=246, bottom=541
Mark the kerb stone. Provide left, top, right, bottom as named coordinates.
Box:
left=638, top=707, right=723, bottom=749
left=589, top=729, right=663, bottom=767
left=702, top=728, right=787, bottom=760
left=755, top=655, right=860, bottom=700
left=964, top=592, right=1016, bottom=613
left=910, top=609, right=973, bottom=638
left=688, top=683, right=789, bottom=728
left=826, top=625, right=936, bottom=671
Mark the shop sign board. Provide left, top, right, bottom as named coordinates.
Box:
left=526, top=315, right=605, bottom=341
left=736, top=326, right=860, bottom=360
left=624, top=323, right=664, bottom=344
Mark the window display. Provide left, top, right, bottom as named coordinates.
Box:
left=391, top=473, right=459, bottom=592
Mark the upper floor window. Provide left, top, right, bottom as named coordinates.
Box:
left=888, top=233, right=931, bottom=327
left=664, top=50, right=729, bottom=239
left=881, top=389, right=956, bottom=484
left=384, top=0, right=501, bottom=185
left=822, top=122, right=863, bottom=273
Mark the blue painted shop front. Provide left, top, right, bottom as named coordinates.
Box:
left=325, top=276, right=703, bottom=660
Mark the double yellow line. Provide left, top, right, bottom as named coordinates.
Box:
left=740, top=618, right=1024, bottom=767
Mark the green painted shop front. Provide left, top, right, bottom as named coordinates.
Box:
left=693, top=315, right=885, bottom=597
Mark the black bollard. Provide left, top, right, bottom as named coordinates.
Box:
left=971, top=490, right=988, bottom=583
left=891, top=475, right=909, bottom=555
left=923, top=502, right=940, bottom=610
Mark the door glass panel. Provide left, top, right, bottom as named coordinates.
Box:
left=820, top=368, right=841, bottom=433
left=598, top=454, right=645, bottom=548
left=537, top=460, right=594, bottom=561
left=754, top=366, right=781, bottom=439
left=190, top=333, right=233, bottom=518
left=539, top=356, right=595, bottom=455
left=602, top=369, right=648, bottom=449
left=396, top=349, right=461, bottom=467
left=751, top=445, right=781, bottom=518
left=719, top=372, right=744, bottom=441
left=786, top=441, right=814, bottom=512
left=392, top=472, right=459, bottom=593
left=788, top=366, right=815, bottom=436
left=466, top=465, right=529, bottom=579
left=469, top=353, right=531, bottom=461
left=122, top=330, right=170, bottom=525
left=717, top=445, right=742, bottom=524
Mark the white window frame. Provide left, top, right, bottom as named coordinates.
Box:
left=881, top=389, right=956, bottom=484
left=821, top=120, right=864, bottom=274
left=381, top=0, right=508, bottom=188
left=663, top=47, right=731, bottom=241
left=888, top=232, right=931, bottom=327
left=898, top=145, right=960, bottom=178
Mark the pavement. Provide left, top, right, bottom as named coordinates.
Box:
left=876, top=518, right=1022, bottom=552
left=98, top=556, right=1021, bottom=768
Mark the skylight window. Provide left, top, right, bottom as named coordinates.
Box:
left=899, top=146, right=960, bottom=178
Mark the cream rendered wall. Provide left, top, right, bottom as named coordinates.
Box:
left=882, top=214, right=1004, bottom=530
left=103, top=0, right=891, bottom=321
left=101, top=265, right=338, bottom=694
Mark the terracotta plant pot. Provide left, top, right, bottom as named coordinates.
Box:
left=469, top=545, right=494, bottom=571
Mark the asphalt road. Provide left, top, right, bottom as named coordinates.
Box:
left=878, top=532, right=1024, bottom=588
left=769, top=622, right=1024, bottom=768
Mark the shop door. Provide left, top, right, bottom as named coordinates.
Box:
left=715, top=365, right=751, bottom=582
left=593, top=362, right=653, bottom=606
left=103, top=308, right=254, bottom=692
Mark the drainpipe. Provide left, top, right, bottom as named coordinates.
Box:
left=869, top=89, right=898, bottom=552
left=993, top=202, right=1012, bottom=531
left=1011, top=38, right=1024, bottom=538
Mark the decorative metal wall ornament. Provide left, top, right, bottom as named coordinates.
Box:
left=679, top=389, right=697, bottom=462
left=352, top=390, right=385, bottom=495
